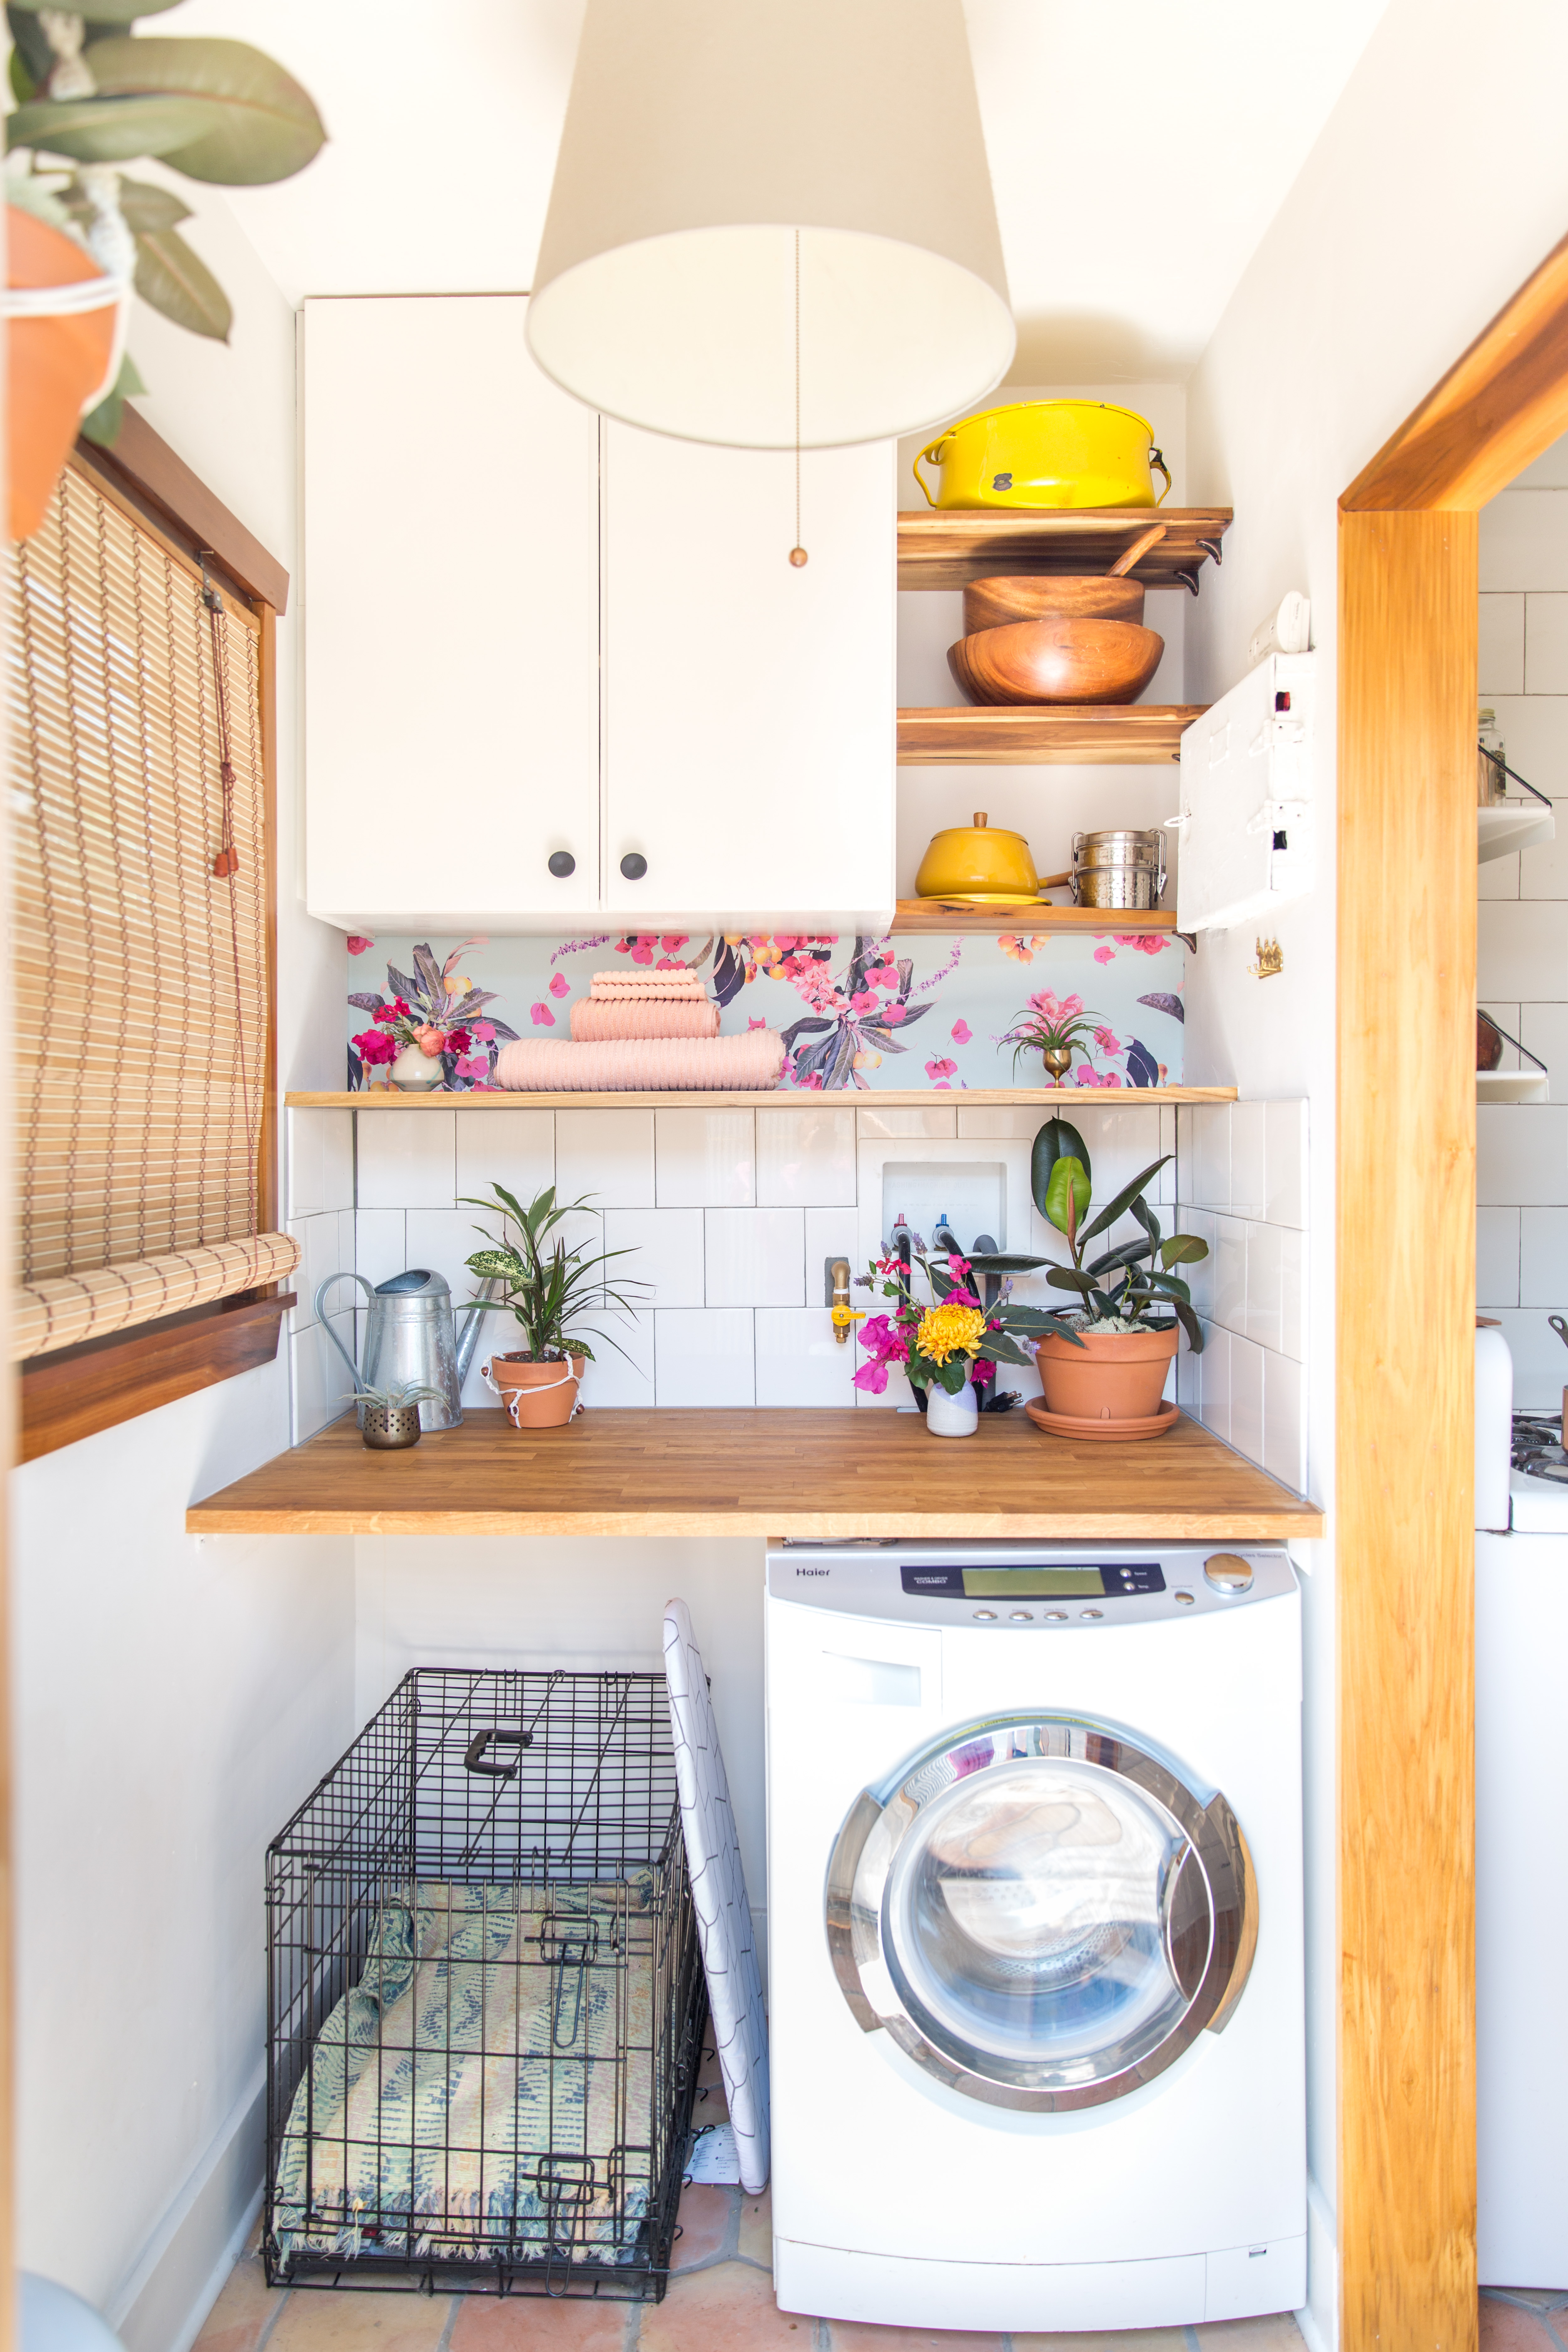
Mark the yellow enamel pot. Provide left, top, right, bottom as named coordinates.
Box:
left=915, top=812, right=1039, bottom=899
left=913, top=400, right=1171, bottom=511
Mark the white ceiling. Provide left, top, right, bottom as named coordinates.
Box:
left=172, top=0, right=1391, bottom=381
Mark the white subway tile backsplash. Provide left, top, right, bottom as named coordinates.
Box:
left=1242, top=1220, right=1282, bottom=1353
left=556, top=1108, right=654, bottom=1208
left=1075, top=1104, right=1176, bottom=1207
left=1263, top=1349, right=1305, bottom=1492
left=291, top=1309, right=356, bottom=1443
left=1481, top=902, right=1568, bottom=998
left=287, top=1211, right=344, bottom=1335
left=1187, top=1104, right=1230, bottom=1210
left=1279, top=1227, right=1305, bottom=1363
left=1481, top=492, right=1568, bottom=594
left=1229, top=1100, right=1266, bottom=1220
left=1527, top=594, right=1568, bottom=695
left=1520, top=1002, right=1568, bottom=1102
left=1212, top=1216, right=1247, bottom=1333
left=1479, top=850, right=1521, bottom=903
left=654, top=1308, right=755, bottom=1407
left=655, top=1109, right=755, bottom=1206
left=1198, top=1322, right=1230, bottom=1444
left=354, top=1209, right=407, bottom=1292
left=1508, top=436, right=1568, bottom=491
left=1519, top=1207, right=1568, bottom=1307
left=1179, top=1209, right=1217, bottom=1318
left=1481, top=696, right=1568, bottom=799
left=857, top=1105, right=956, bottom=1140
left=1480, top=593, right=1526, bottom=695
left=576, top=1310, right=655, bottom=1409
left=405, top=1207, right=490, bottom=1312
left=755, top=1308, right=859, bottom=1406
left=1228, top=1332, right=1265, bottom=1469
left=756, top=1106, right=856, bottom=1206
left=1490, top=1307, right=1568, bottom=1412
left=1477, top=1206, right=1522, bottom=1308
left=356, top=1109, right=456, bottom=1209
left=288, top=1106, right=346, bottom=1218
left=1477, top=1105, right=1568, bottom=1204
left=602, top=1208, right=703, bottom=1310
left=455, top=1109, right=553, bottom=1214
left=805, top=1206, right=861, bottom=1300
left=321, top=1111, right=354, bottom=1211
left=1264, top=1100, right=1307, bottom=1229
left=705, top=1207, right=804, bottom=1306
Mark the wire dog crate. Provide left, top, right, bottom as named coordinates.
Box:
left=265, top=1668, right=705, bottom=2301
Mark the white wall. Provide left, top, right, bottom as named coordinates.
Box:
left=1182, top=3, right=1568, bottom=2343
left=11, top=189, right=355, bottom=2349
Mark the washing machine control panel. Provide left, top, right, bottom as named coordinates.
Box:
left=767, top=1542, right=1296, bottom=1625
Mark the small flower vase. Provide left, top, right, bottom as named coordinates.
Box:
left=1041, top=1045, right=1074, bottom=1085
left=925, top=1378, right=980, bottom=1439
left=390, top=1039, right=444, bottom=1091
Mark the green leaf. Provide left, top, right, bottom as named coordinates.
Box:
left=1173, top=1300, right=1205, bottom=1354
left=7, top=6, right=53, bottom=90
left=1160, top=1233, right=1209, bottom=1269
left=80, top=352, right=146, bottom=447
left=1031, top=1117, right=1092, bottom=1216
left=3, top=168, right=82, bottom=236
left=134, top=222, right=231, bottom=338
left=1085, top=1239, right=1153, bottom=1278
left=963, top=1252, right=1051, bottom=1275
left=7, top=92, right=227, bottom=163
left=85, top=37, right=326, bottom=185
left=1045, top=1266, right=1095, bottom=1294
left=116, top=173, right=191, bottom=232
left=1043, top=1154, right=1091, bottom=1239
left=1077, top=1155, right=1172, bottom=1250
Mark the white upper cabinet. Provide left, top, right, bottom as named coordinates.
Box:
left=303, top=296, right=601, bottom=930
left=303, top=296, right=896, bottom=934
left=601, top=423, right=896, bottom=934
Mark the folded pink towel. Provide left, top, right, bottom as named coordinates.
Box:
left=590, top=970, right=705, bottom=998
left=495, top=1032, right=786, bottom=1092
left=571, top=997, right=720, bottom=1041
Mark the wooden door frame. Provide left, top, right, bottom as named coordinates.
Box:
left=1337, top=229, right=1568, bottom=2352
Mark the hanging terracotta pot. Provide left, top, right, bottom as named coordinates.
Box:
left=482, top=1352, right=586, bottom=1428
left=8, top=209, right=122, bottom=543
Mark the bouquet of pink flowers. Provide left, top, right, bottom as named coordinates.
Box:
left=349, top=940, right=519, bottom=1091
left=846, top=1236, right=1054, bottom=1400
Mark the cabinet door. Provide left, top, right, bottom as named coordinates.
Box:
left=601, top=425, right=895, bottom=933
left=304, top=297, right=600, bottom=930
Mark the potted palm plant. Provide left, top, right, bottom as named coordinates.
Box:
left=461, top=1183, right=649, bottom=1428
left=970, top=1118, right=1209, bottom=1433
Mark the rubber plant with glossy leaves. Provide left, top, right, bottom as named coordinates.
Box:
left=967, top=1118, right=1209, bottom=1427
left=5, top=0, right=324, bottom=537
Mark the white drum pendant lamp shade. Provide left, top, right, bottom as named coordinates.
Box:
left=527, top=0, right=1015, bottom=448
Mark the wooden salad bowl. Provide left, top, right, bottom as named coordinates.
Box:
left=947, top=617, right=1165, bottom=707
left=962, top=573, right=1147, bottom=632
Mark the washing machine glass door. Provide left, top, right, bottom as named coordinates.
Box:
left=826, top=1714, right=1256, bottom=2113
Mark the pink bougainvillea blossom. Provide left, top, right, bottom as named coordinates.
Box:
left=972, top=1356, right=996, bottom=1385
left=444, top=1028, right=472, bottom=1056
left=852, top=1361, right=890, bottom=1394
left=530, top=1001, right=556, bottom=1027
left=882, top=1001, right=906, bottom=1025
left=748, top=1016, right=768, bottom=1030
left=454, top=1054, right=489, bottom=1081
left=1116, top=934, right=1168, bottom=956
left=470, top=1021, right=495, bottom=1042
left=630, top=940, right=654, bottom=965
left=346, top=934, right=373, bottom=956
left=951, top=1018, right=972, bottom=1045
left=548, top=973, right=570, bottom=998
left=850, top=989, right=878, bottom=1014
left=660, top=934, right=690, bottom=952
left=373, top=996, right=411, bottom=1025
left=1073, top=1064, right=1122, bottom=1088
left=946, top=1255, right=972, bottom=1279
left=1094, top=1025, right=1122, bottom=1055
left=871, top=962, right=901, bottom=989
left=1093, top=942, right=1116, bottom=965
left=1027, top=988, right=1083, bottom=1024
left=925, top=1057, right=958, bottom=1084
left=352, top=1027, right=396, bottom=1066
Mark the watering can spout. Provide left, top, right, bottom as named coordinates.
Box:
left=456, top=1278, right=499, bottom=1382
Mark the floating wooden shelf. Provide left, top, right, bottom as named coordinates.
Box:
left=186, top=1406, right=1320, bottom=1541
left=891, top=898, right=1177, bottom=935
left=1478, top=800, right=1556, bottom=862
left=897, top=506, right=1233, bottom=594
left=287, top=1085, right=1235, bottom=1110
left=898, top=704, right=1203, bottom=764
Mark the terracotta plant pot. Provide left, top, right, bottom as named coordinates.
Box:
left=1035, top=1324, right=1179, bottom=1422
left=8, top=209, right=121, bottom=544
left=486, top=1351, right=586, bottom=1428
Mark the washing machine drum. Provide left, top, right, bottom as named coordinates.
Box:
left=825, top=1714, right=1257, bottom=2112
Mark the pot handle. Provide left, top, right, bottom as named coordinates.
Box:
left=314, top=1271, right=373, bottom=1397
left=1149, top=447, right=1173, bottom=506
left=911, top=439, right=950, bottom=508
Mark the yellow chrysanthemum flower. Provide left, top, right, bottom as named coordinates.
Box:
left=916, top=1300, right=987, bottom=1365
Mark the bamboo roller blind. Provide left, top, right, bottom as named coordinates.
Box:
left=9, top=459, right=297, bottom=1359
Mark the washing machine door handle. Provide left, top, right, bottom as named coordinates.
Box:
left=822, top=1709, right=1258, bottom=2113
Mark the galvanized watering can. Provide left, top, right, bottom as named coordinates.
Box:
left=315, top=1268, right=492, bottom=1431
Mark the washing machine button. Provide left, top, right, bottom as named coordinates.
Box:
left=1044, top=1610, right=1068, bottom=1621
left=1204, top=1551, right=1254, bottom=1592
left=973, top=1609, right=998, bottom=1620
left=1174, top=1590, right=1196, bottom=1606
left=1080, top=1607, right=1103, bottom=1620
left=1009, top=1609, right=1033, bottom=1621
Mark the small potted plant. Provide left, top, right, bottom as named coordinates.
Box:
left=462, top=1183, right=649, bottom=1428
left=1001, top=1118, right=1208, bottom=1431
left=850, top=1239, right=1051, bottom=1438
left=1001, top=990, right=1106, bottom=1085
left=348, top=1380, right=447, bottom=1451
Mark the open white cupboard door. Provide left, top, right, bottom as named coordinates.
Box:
left=303, top=296, right=601, bottom=932
left=1174, top=654, right=1316, bottom=934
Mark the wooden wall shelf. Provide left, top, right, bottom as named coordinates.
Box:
left=898, top=705, right=1203, bottom=764
left=287, top=1086, right=1235, bottom=1110
left=897, top=507, right=1233, bottom=593
left=891, top=899, right=1177, bottom=935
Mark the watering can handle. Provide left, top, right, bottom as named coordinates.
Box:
left=1149, top=447, right=1172, bottom=506
left=313, top=1271, right=375, bottom=1396
left=912, top=439, right=950, bottom=508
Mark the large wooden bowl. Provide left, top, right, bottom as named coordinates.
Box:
left=948, top=617, right=1165, bottom=706
left=963, top=574, right=1146, bottom=632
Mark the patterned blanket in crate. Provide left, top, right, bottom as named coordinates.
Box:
left=273, top=1876, right=657, bottom=2263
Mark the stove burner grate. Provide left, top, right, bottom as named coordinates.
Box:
left=1512, top=1412, right=1568, bottom=1481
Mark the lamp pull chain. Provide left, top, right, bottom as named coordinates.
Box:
left=789, top=228, right=808, bottom=567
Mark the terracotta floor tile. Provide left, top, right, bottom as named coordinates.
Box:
left=736, top=2188, right=772, bottom=2268
left=268, top=2289, right=455, bottom=2352
left=672, top=2185, right=736, bottom=2272
left=1013, top=2333, right=1187, bottom=2352
left=636, top=2261, right=806, bottom=2351
left=692, top=2084, right=730, bottom=2127
left=449, top=2293, right=634, bottom=2351
left=1490, top=2295, right=1568, bottom=2316
left=826, top=2325, right=1001, bottom=2350
left=695, top=2046, right=724, bottom=2093
left=1483, top=2302, right=1565, bottom=2352
left=1194, top=2318, right=1306, bottom=2352
left=193, top=2254, right=290, bottom=2352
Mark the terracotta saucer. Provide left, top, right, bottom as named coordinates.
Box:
left=1025, top=1397, right=1179, bottom=1442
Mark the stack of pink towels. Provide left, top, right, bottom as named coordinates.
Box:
left=494, top=971, right=786, bottom=1092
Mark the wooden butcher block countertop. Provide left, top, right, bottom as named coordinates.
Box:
left=186, top=1408, right=1323, bottom=1541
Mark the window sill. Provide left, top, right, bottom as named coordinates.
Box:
left=19, top=1288, right=296, bottom=1463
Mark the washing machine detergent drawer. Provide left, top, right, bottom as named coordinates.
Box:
left=764, top=1543, right=1306, bottom=2326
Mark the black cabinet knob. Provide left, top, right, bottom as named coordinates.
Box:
left=620, top=852, right=648, bottom=881
left=547, top=850, right=575, bottom=878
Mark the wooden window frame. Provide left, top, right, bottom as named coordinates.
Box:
left=17, top=420, right=293, bottom=1464
left=1337, top=232, right=1568, bottom=2352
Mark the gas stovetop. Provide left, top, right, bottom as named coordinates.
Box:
left=1512, top=1411, right=1568, bottom=1483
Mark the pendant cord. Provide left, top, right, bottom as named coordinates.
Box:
left=790, top=230, right=807, bottom=567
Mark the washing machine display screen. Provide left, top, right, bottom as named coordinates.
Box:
left=900, top=1565, right=1166, bottom=1599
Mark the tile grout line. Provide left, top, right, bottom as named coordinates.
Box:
left=432, top=2294, right=461, bottom=2352
left=251, top=2275, right=290, bottom=2352
left=1184, top=2327, right=1203, bottom=2352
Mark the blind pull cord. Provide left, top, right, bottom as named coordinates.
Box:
left=200, top=558, right=240, bottom=881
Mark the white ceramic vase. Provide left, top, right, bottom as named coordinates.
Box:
left=390, top=1039, right=444, bottom=1090
left=924, top=1378, right=979, bottom=1438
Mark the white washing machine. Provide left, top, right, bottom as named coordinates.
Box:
left=765, top=1540, right=1306, bottom=2333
